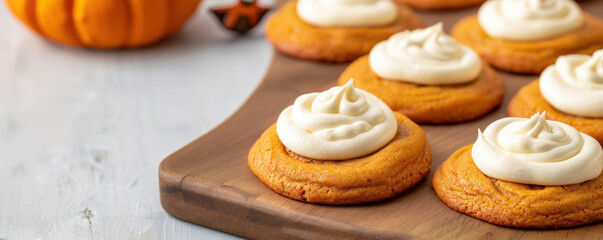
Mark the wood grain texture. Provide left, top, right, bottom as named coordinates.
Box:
left=159, top=1, right=603, bottom=239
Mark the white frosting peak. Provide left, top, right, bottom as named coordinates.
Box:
left=540, top=50, right=603, bottom=118
left=472, top=113, right=603, bottom=185
left=478, top=0, right=583, bottom=41
left=369, top=23, right=482, bottom=84
left=296, top=0, right=398, bottom=27
left=576, top=51, right=603, bottom=87
left=276, top=80, right=397, bottom=160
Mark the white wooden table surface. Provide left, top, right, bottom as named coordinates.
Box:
left=0, top=0, right=274, bottom=238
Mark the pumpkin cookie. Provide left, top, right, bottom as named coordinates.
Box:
left=509, top=81, right=603, bottom=144
left=248, top=81, right=431, bottom=205
left=433, top=114, right=603, bottom=229
left=338, top=24, right=504, bottom=124
left=452, top=0, right=603, bottom=74
left=265, top=0, right=422, bottom=62
left=395, top=0, right=485, bottom=10
left=508, top=50, right=603, bottom=144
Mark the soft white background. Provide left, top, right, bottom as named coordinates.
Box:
left=0, top=0, right=274, bottom=238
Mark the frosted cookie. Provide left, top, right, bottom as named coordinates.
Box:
left=433, top=113, right=603, bottom=229
left=248, top=80, right=431, bottom=205
left=452, top=0, right=603, bottom=74
left=509, top=50, right=603, bottom=144
left=265, top=0, right=423, bottom=62
left=338, top=23, right=504, bottom=123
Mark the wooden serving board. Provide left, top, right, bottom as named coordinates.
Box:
left=159, top=2, right=603, bottom=239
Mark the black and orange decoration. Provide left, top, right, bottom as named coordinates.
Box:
left=211, top=0, right=270, bottom=34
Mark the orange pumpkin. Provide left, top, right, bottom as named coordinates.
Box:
left=6, top=0, right=201, bottom=48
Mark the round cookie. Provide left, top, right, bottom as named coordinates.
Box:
left=451, top=14, right=603, bottom=74
left=395, top=0, right=485, bottom=10
left=433, top=145, right=603, bottom=229
left=265, top=1, right=423, bottom=63
left=337, top=56, right=504, bottom=124
left=248, top=112, right=431, bottom=205
left=508, top=80, right=603, bottom=145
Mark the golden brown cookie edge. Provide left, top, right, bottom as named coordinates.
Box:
left=248, top=112, right=431, bottom=205
left=508, top=80, right=603, bottom=145
left=264, top=1, right=424, bottom=62
left=451, top=14, right=603, bottom=74
left=338, top=56, right=504, bottom=124
left=433, top=145, right=603, bottom=229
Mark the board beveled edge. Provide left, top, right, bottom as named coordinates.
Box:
left=158, top=175, right=408, bottom=239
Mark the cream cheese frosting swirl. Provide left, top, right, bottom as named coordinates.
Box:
left=472, top=113, right=603, bottom=185
left=369, top=23, right=482, bottom=85
left=296, top=0, right=398, bottom=27
left=478, top=0, right=583, bottom=41
left=540, top=50, right=603, bottom=118
left=276, top=80, right=397, bottom=160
